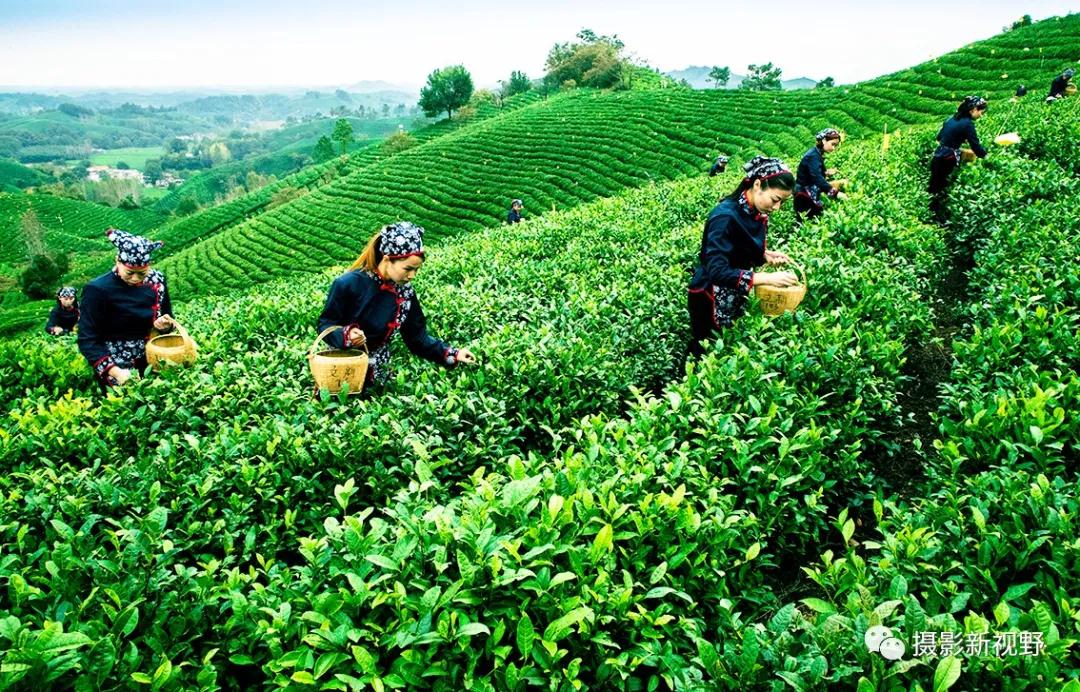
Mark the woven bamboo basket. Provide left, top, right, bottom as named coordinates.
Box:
left=146, top=322, right=198, bottom=369
left=1066, top=83, right=1077, bottom=95
left=755, top=262, right=807, bottom=316
left=830, top=178, right=849, bottom=192
left=309, top=326, right=369, bottom=395
left=960, top=149, right=977, bottom=163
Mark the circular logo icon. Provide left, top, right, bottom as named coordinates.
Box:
left=864, top=625, right=893, bottom=653
left=879, top=637, right=906, bottom=660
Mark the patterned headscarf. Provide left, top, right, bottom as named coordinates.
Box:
left=511, top=199, right=523, bottom=207
left=1064, top=68, right=1075, bottom=79
left=378, top=221, right=425, bottom=259
left=960, top=95, right=988, bottom=112
left=57, top=286, right=77, bottom=299
left=815, top=128, right=842, bottom=142
left=714, top=155, right=730, bottom=165
left=743, top=156, right=791, bottom=182
left=108, top=228, right=163, bottom=268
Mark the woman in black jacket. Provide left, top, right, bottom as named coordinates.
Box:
left=317, top=221, right=476, bottom=388
left=78, top=229, right=176, bottom=392
left=1046, top=68, right=1074, bottom=102
left=709, top=155, right=730, bottom=177
left=45, top=286, right=79, bottom=335
left=794, top=128, right=846, bottom=223
left=688, top=157, right=798, bottom=357
left=928, top=95, right=987, bottom=222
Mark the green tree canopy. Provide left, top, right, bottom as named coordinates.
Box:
left=708, top=66, right=731, bottom=89
left=312, top=135, right=335, bottom=163
left=816, top=76, right=835, bottom=88
left=332, top=119, right=354, bottom=154
left=419, top=65, right=475, bottom=120
left=544, top=29, right=629, bottom=90
left=739, top=62, right=783, bottom=91
left=506, top=70, right=532, bottom=97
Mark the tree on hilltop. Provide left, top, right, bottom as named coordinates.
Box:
left=544, top=29, right=629, bottom=90
left=816, top=76, right=835, bottom=89
left=708, top=66, right=731, bottom=89
left=419, top=65, right=474, bottom=120
left=739, top=63, right=783, bottom=91
left=332, top=118, right=354, bottom=154
left=506, top=70, right=532, bottom=97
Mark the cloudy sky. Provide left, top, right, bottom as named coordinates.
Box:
left=0, top=0, right=1073, bottom=90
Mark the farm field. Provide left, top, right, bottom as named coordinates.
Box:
left=0, top=12, right=1078, bottom=691
left=87, top=147, right=164, bottom=170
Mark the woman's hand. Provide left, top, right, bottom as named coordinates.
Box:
left=109, top=366, right=131, bottom=386
left=154, top=314, right=175, bottom=331
left=836, top=191, right=848, bottom=201
left=764, top=250, right=791, bottom=265
left=49, top=326, right=63, bottom=335
left=455, top=348, right=477, bottom=365
left=758, top=271, right=799, bottom=288
left=825, top=167, right=839, bottom=177
left=346, top=327, right=365, bottom=346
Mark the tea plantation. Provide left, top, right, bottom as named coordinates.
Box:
left=153, top=14, right=1080, bottom=299
left=1, top=15, right=1079, bottom=692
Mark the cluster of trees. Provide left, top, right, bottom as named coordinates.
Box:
left=544, top=29, right=633, bottom=90
left=312, top=118, right=358, bottom=162
left=414, top=28, right=648, bottom=121
left=324, top=103, right=410, bottom=119
left=706, top=63, right=835, bottom=91
left=57, top=103, right=94, bottom=118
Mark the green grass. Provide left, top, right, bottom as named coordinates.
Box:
left=87, top=146, right=163, bottom=170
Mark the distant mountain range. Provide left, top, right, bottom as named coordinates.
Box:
left=0, top=82, right=418, bottom=115
left=0, top=87, right=417, bottom=117
left=666, top=66, right=819, bottom=90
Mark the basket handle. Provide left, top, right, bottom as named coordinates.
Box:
left=153, top=318, right=190, bottom=339
left=760, top=260, right=806, bottom=287
left=310, top=326, right=369, bottom=357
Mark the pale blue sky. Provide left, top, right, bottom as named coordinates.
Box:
left=0, top=0, right=1074, bottom=89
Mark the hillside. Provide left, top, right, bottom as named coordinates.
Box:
left=158, top=14, right=1080, bottom=299
left=151, top=116, right=413, bottom=213
left=0, top=106, right=209, bottom=162
left=0, top=158, right=51, bottom=192
left=0, top=91, right=1077, bottom=688
left=0, top=194, right=165, bottom=333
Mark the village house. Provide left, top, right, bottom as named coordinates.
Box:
left=86, top=165, right=145, bottom=183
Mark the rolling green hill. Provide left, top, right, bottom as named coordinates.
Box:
left=0, top=158, right=51, bottom=191
left=0, top=106, right=209, bottom=161
left=0, top=91, right=1076, bottom=689
left=159, top=14, right=1080, bottom=299
left=151, top=117, right=414, bottom=214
